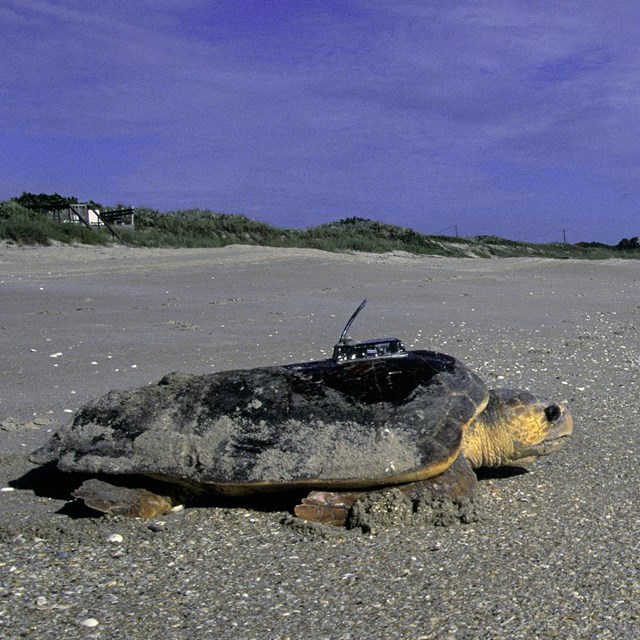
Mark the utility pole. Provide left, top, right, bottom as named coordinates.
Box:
left=562, top=229, right=567, bottom=244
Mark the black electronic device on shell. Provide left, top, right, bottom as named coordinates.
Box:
left=332, top=299, right=407, bottom=363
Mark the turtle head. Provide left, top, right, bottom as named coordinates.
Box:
left=461, top=388, right=573, bottom=468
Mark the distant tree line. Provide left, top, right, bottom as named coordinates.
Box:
left=579, top=236, right=640, bottom=251
left=12, top=192, right=102, bottom=211
left=616, top=237, right=640, bottom=251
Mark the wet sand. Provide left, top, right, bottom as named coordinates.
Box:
left=1, top=244, right=639, bottom=639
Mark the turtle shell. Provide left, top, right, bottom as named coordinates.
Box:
left=31, top=351, right=488, bottom=494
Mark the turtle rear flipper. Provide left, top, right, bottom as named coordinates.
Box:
left=72, top=479, right=175, bottom=519
left=294, top=491, right=362, bottom=526
left=294, top=454, right=478, bottom=527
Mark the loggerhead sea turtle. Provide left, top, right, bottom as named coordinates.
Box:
left=30, top=301, right=573, bottom=526
left=30, top=346, right=572, bottom=527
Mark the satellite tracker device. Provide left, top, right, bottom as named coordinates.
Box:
left=331, top=299, right=407, bottom=363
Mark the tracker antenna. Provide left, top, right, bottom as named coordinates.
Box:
left=338, top=299, right=367, bottom=344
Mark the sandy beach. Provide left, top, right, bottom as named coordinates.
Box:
left=1, top=243, right=640, bottom=639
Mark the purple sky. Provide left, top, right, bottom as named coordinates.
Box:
left=2, top=1, right=639, bottom=244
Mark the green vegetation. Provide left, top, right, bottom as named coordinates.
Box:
left=118, top=208, right=291, bottom=248
left=2, top=193, right=639, bottom=259
left=12, top=192, right=102, bottom=212
left=0, top=201, right=110, bottom=246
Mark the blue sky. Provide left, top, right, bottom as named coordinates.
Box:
left=2, top=1, right=639, bottom=244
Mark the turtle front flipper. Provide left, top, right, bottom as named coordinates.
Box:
left=294, top=491, right=363, bottom=526
left=72, top=479, right=175, bottom=520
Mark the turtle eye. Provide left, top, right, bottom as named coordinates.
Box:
left=544, top=404, right=561, bottom=422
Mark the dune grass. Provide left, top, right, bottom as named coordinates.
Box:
left=0, top=201, right=110, bottom=246
left=1, top=202, right=637, bottom=259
